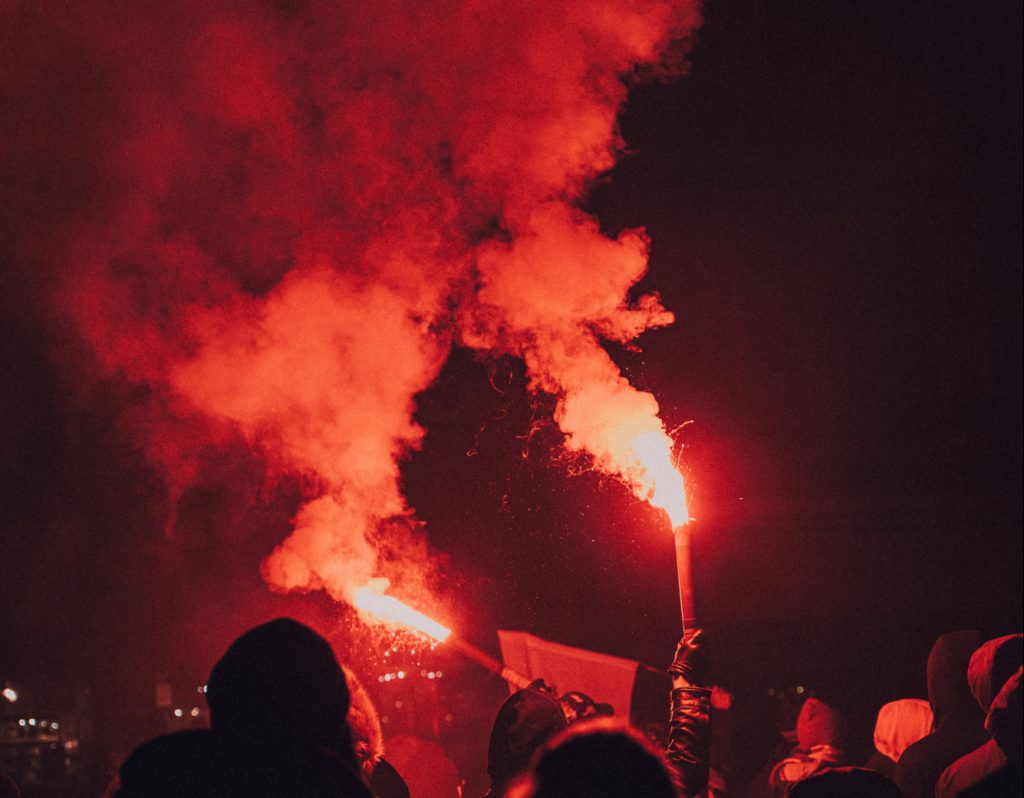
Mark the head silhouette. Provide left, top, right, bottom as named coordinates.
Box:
left=206, top=618, right=352, bottom=758
left=529, top=718, right=676, bottom=798
left=488, top=687, right=568, bottom=792
left=789, top=767, right=901, bottom=798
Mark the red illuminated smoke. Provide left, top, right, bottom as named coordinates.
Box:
left=4, top=0, right=700, bottom=608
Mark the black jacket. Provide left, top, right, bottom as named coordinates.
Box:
left=666, top=686, right=712, bottom=798
left=894, top=631, right=987, bottom=798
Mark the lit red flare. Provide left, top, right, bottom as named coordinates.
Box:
left=351, top=582, right=452, bottom=643
left=630, top=429, right=689, bottom=528
left=629, top=427, right=693, bottom=630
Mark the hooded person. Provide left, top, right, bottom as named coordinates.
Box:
left=343, top=665, right=410, bottom=798
left=862, top=699, right=933, bottom=778
left=985, top=667, right=1023, bottom=766
left=951, top=669, right=1024, bottom=796
left=485, top=687, right=568, bottom=798
left=956, top=669, right=1022, bottom=798
left=935, top=634, right=1023, bottom=798
left=768, top=697, right=847, bottom=796
left=893, top=630, right=988, bottom=798
left=202, top=617, right=373, bottom=798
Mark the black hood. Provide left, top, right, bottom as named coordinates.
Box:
left=926, top=630, right=983, bottom=725
left=986, top=665, right=1022, bottom=760
left=206, top=618, right=351, bottom=756
left=967, top=634, right=1023, bottom=714
left=487, top=688, right=567, bottom=790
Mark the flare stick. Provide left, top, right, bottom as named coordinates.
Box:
left=673, top=524, right=695, bottom=633
left=447, top=637, right=532, bottom=689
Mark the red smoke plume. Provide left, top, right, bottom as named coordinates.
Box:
left=3, top=0, right=700, bottom=614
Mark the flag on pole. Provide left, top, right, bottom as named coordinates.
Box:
left=497, top=630, right=640, bottom=718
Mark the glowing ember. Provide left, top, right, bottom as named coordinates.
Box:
left=630, top=429, right=689, bottom=528
left=352, top=581, right=451, bottom=643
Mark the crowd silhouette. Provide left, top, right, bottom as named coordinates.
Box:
left=3, top=620, right=1019, bottom=797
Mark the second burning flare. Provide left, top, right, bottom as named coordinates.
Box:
left=630, top=429, right=694, bottom=632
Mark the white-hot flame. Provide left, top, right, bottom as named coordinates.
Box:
left=351, top=579, right=452, bottom=642
left=630, top=430, right=689, bottom=528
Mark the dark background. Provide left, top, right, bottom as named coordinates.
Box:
left=2, top=0, right=1021, bottom=792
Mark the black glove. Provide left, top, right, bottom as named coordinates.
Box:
left=668, top=628, right=708, bottom=685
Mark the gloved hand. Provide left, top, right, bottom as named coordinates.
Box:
left=668, top=628, right=708, bottom=686
left=666, top=630, right=712, bottom=796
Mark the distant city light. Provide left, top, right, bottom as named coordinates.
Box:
left=173, top=709, right=184, bottom=718
left=28, top=718, right=37, bottom=726
left=190, top=708, right=200, bottom=717
left=1, top=687, right=17, bottom=702
left=51, top=722, right=60, bottom=731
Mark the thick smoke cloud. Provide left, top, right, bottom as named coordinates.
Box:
left=2, top=0, right=700, bottom=611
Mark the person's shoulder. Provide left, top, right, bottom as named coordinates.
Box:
left=936, top=756, right=962, bottom=798
left=958, top=759, right=1023, bottom=798
left=117, top=730, right=213, bottom=796
left=936, top=740, right=1007, bottom=798
left=895, top=731, right=934, bottom=768
left=892, top=735, right=931, bottom=793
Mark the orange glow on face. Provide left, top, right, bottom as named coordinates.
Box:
left=630, top=430, right=689, bottom=527
left=351, top=580, right=452, bottom=642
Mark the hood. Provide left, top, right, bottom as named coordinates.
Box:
left=985, top=664, right=1022, bottom=759
left=926, top=630, right=983, bottom=723
left=967, top=634, right=1023, bottom=714
left=796, top=697, right=846, bottom=750
left=206, top=618, right=351, bottom=755
left=872, top=698, right=933, bottom=763
left=487, top=688, right=567, bottom=789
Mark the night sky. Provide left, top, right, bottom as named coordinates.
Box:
left=2, top=0, right=1021, bottom=783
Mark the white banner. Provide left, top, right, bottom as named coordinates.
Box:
left=497, top=630, right=640, bottom=718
